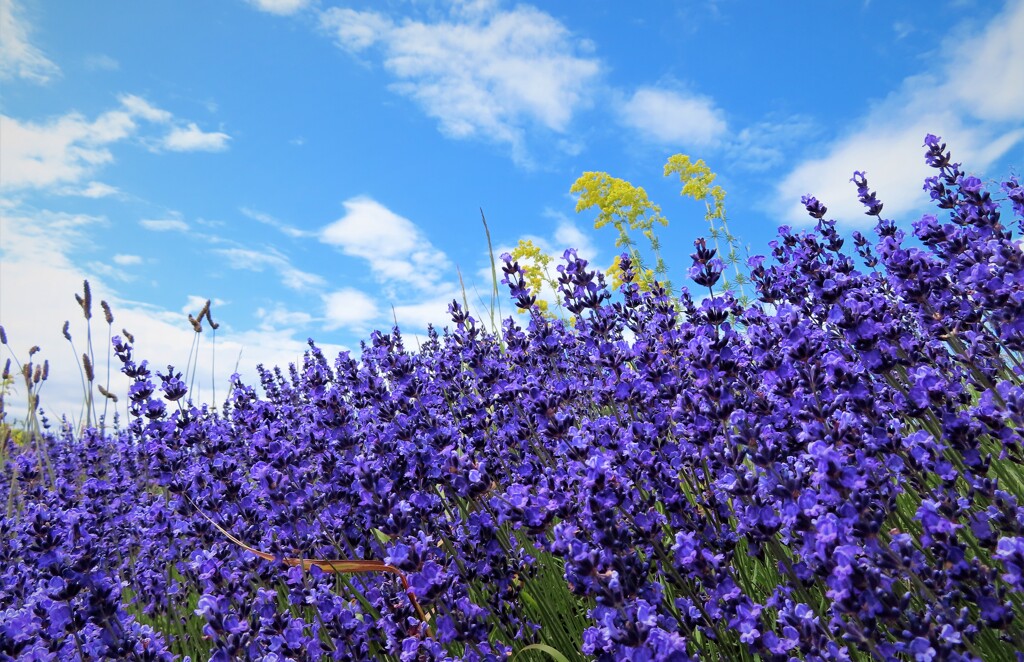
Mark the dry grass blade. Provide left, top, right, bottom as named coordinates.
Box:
left=186, top=497, right=430, bottom=626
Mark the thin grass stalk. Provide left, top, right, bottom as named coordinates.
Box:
left=480, top=209, right=504, bottom=337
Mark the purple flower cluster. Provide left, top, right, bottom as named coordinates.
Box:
left=2, top=135, right=1024, bottom=661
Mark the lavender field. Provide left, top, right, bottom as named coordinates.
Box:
left=3, top=136, right=1024, bottom=660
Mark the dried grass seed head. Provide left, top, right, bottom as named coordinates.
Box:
left=101, top=300, right=113, bottom=325
left=97, top=385, right=118, bottom=402
left=0, top=325, right=6, bottom=345
left=62, top=321, right=72, bottom=341
left=82, top=280, right=92, bottom=319
left=32, top=364, right=41, bottom=384
left=83, top=353, right=94, bottom=381
left=122, top=328, right=135, bottom=344
left=2, top=359, right=10, bottom=380
left=29, top=346, right=40, bottom=357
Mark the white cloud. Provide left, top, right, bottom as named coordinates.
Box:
left=319, top=4, right=600, bottom=161
left=322, top=8, right=392, bottom=52
left=0, top=202, right=348, bottom=426
left=320, top=196, right=451, bottom=291
left=247, top=0, right=310, bottom=16
left=0, top=0, right=59, bottom=84
left=551, top=214, right=599, bottom=263
left=140, top=218, right=189, bottom=232
left=619, top=87, right=727, bottom=148
left=391, top=291, right=464, bottom=332
left=214, top=247, right=326, bottom=291
left=119, top=93, right=173, bottom=123
left=0, top=94, right=224, bottom=191
left=775, top=0, right=1024, bottom=225
left=112, top=254, right=142, bottom=266
left=943, top=1, right=1024, bottom=123
left=322, top=288, right=381, bottom=331
left=161, top=123, right=231, bottom=152
left=73, top=180, right=119, bottom=198
left=2, top=111, right=128, bottom=190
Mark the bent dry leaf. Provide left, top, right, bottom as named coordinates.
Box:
left=186, top=496, right=431, bottom=627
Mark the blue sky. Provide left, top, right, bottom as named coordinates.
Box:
left=1, top=0, right=1023, bottom=424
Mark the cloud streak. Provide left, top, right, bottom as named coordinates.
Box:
left=0, top=0, right=59, bottom=84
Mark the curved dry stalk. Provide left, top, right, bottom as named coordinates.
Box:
left=186, top=497, right=431, bottom=627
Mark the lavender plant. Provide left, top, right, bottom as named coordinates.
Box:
left=1, top=135, right=1023, bottom=661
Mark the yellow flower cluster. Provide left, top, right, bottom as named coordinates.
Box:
left=509, top=239, right=557, bottom=316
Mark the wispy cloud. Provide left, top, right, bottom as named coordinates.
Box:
left=0, top=0, right=59, bottom=84
left=320, top=196, right=451, bottom=292
left=727, top=115, right=821, bottom=172
left=246, top=0, right=310, bottom=16
left=240, top=207, right=314, bottom=238
left=775, top=0, right=1024, bottom=225
left=140, top=218, right=190, bottom=232
left=84, top=54, right=119, bottom=71
left=119, top=94, right=172, bottom=123
left=59, top=181, right=120, bottom=198
left=618, top=86, right=728, bottom=148
left=112, top=254, right=142, bottom=266
left=214, top=246, right=326, bottom=291
left=319, top=4, right=600, bottom=163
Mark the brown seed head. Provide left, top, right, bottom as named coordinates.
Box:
left=42, top=360, right=49, bottom=381
left=62, top=321, right=72, bottom=341
left=101, top=300, right=113, bottom=325
left=29, top=346, right=40, bottom=357
left=199, top=299, right=211, bottom=320
left=2, top=358, right=10, bottom=380
left=122, top=328, right=135, bottom=344
left=21, top=363, right=30, bottom=380
left=204, top=304, right=220, bottom=330
left=83, top=353, right=94, bottom=381
left=188, top=314, right=203, bottom=333
left=97, top=385, right=118, bottom=402
left=82, top=280, right=93, bottom=320
left=32, top=364, right=41, bottom=384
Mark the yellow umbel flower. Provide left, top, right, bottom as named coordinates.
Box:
left=570, top=172, right=666, bottom=232
left=509, top=239, right=558, bottom=317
